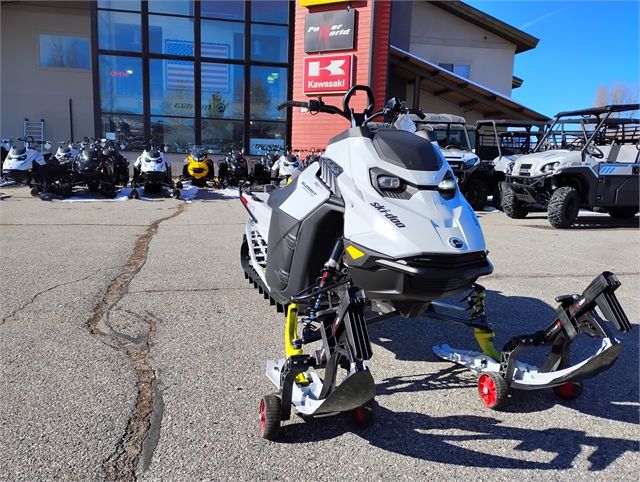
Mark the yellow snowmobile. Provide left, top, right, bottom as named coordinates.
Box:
left=182, top=145, right=214, bottom=187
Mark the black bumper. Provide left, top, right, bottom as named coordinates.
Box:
left=504, top=173, right=551, bottom=204
left=345, top=241, right=493, bottom=306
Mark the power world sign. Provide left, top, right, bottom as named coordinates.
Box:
left=303, top=54, right=353, bottom=94
left=304, top=9, right=355, bottom=53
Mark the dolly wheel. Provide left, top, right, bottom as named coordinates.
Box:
left=129, top=189, right=139, bottom=199
left=259, top=394, right=281, bottom=440
left=478, top=372, right=509, bottom=409
left=553, top=381, right=583, bottom=401
left=172, top=189, right=181, bottom=199
left=352, top=400, right=375, bottom=428
left=30, top=188, right=39, bottom=197
left=176, top=181, right=183, bottom=189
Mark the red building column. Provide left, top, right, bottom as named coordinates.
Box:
left=291, top=0, right=391, bottom=151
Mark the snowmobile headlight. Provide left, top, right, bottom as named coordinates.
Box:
left=378, top=176, right=401, bottom=190
left=437, top=175, right=457, bottom=199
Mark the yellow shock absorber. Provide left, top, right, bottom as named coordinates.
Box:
left=474, top=327, right=501, bottom=361
left=284, top=304, right=309, bottom=385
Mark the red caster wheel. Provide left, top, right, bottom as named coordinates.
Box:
left=351, top=400, right=375, bottom=428
left=478, top=372, right=509, bottom=410
left=259, top=393, right=281, bottom=440
left=553, top=381, right=583, bottom=401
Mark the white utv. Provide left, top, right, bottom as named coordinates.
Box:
left=475, top=119, right=548, bottom=208
left=411, top=113, right=493, bottom=210
left=503, top=104, right=639, bottom=228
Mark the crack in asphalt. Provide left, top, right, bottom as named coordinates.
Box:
left=0, top=272, right=100, bottom=325
left=85, top=203, right=186, bottom=482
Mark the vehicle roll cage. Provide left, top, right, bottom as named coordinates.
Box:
left=475, top=120, right=549, bottom=160
left=534, top=103, right=640, bottom=157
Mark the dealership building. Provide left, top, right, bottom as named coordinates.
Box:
left=0, top=0, right=549, bottom=156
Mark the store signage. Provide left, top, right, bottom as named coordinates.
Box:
left=304, top=10, right=355, bottom=53
left=303, top=54, right=353, bottom=94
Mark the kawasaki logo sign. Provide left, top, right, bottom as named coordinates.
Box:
left=303, top=54, right=353, bottom=94
left=304, top=10, right=355, bottom=53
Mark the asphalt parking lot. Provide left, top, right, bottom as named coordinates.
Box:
left=0, top=185, right=638, bottom=481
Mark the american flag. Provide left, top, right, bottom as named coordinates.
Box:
left=166, top=40, right=230, bottom=93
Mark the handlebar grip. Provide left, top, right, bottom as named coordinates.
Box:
left=276, top=101, right=310, bottom=111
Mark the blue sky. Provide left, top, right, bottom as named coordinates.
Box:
left=465, top=0, right=639, bottom=118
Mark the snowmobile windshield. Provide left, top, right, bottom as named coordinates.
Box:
left=10, top=147, right=26, bottom=156
left=372, top=129, right=443, bottom=172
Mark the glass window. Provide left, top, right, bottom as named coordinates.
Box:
left=250, top=66, right=287, bottom=121
left=249, top=121, right=286, bottom=155
left=150, top=117, right=195, bottom=151
left=251, top=24, right=287, bottom=62
left=201, top=1, right=244, bottom=20
left=150, top=58, right=195, bottom=117
left=39, top=35, right=90, bottom=69
left=438, top=62, right=470, bottom=79
left=202, top=119, right=244, bottom=152
left=149, top=15, right=194, bottom=54
left=251, top=1, right=289, bottom=24
left=98, top=10, right=142, bottom=51
left=202, top=63, right=244, bottom=119
left=99, top=55, right=143, bottom=114
left=97, top=0, right=140, bottom=11
left=201, top=19, right=244, bottom=60
left=148, top=0, right=193, bottom=16
left=100, top=114, right=144, bottom=150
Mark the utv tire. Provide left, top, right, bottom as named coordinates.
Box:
left=502, top=186, right=529, bottom=219
left=607, top=207, right=638, bottom=219
left=492, top=182, right=504, bottom=210
left=464, top=178, right=489, bottom=210
left=548, top=186, right=580, bottom=229
left=259, top=394, right=281, bottom=440
left=478, top=372, right=509, bottom=410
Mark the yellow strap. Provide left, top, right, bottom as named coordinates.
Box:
left=284, top=304, right=309, bottom=385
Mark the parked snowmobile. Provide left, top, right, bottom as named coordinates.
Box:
left=270, top=147, right=302, bottom=185
left=129, top=142, right=180, bottom=198
left=1, top=136, right=51, bottom=187
left=70, top=138, right=118, bottom=197
left=181, top=145, right=214, bottom=187
left=240, top=86, right=632, bottom=440
left=101, top=139, right=129, bottom=187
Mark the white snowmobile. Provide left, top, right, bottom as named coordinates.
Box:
left=1, top=136, right=52, bottom=192
left=129, top=142, right=180, bottom=199
left=239, top=86, right=632, bottom=440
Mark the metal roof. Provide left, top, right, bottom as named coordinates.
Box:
left=389, top=46, right=550, bottom=122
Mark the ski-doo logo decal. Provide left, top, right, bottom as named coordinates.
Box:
left=448, top=237, right=464, bottom=249
left=370, top=202, right=406, bottom=228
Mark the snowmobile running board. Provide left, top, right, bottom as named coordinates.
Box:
left=434, top=271, right=631, bottom=395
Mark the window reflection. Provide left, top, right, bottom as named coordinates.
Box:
left=150, top=59, right=194, bottom=117
left=98, top=11, right=141, bottom=51
left=202, top=119, right=244, bottom=152
left=149, top=15, right=194, bottom=54
left=251, top=24, right=287, bottom=62
left=250, top=66, right=287, bottom=121
left=201, top=19, right=244, bottom=60
left=252, top=1, right=289, bottom=24
left=99, top=55, right=143, bottom=114
left=101, top=114, right=145, bottom=150
left=97, top=0, right=141, bottom=11
left=150, top=116, right=195, bottom=151
left=202, top=63, right=244, bottom=119
left=148, top=0, right=193, bottom=16
left=201, top=0, right=244, bottom=20
left=249, top=121, right=286, bottom=155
